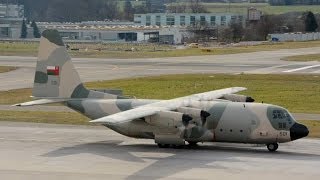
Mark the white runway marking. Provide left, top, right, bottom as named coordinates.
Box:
left=148, top=68, right=216, bottom=72
left=283, top=64, right=320, bottom=73
left=223, top=64, right=256, bottom=67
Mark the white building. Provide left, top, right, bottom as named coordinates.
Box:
left=37, top=22, right=183, bottom=44
left=0, top=4, right=24, bottom=18
left=0, top=4, right=24, bottom=38
left=134, top=13, right=245, bottom=27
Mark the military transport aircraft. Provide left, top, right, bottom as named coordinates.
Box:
left=16, top=30, right=309, bottom=152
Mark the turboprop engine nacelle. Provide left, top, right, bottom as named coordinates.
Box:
left=145, top=111, right=193, bottom=128
left=177, top=107, right=210, bottom=126
left=221, top=94, right=255, bottom=102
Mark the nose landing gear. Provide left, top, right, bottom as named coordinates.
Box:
left=267, top=143, right=279, bottom=152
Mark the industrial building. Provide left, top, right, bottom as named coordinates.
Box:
left=0, top=3, right=24, bottom=38
left=134, top=13, right=245, bottom=27
left=37, top=22, right=183, bottom=44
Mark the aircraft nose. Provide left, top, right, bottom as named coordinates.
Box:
left=290, top=123, right=309, bottom=141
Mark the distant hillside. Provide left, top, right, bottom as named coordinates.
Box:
left=0, top=0, right=319, bottom=22
left=0, top=0, right=148, bottom=22
left=269, top=0, right=320, bottom=6
left=204, top=2, right=320, bottom=15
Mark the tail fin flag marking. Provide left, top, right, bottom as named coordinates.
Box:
left=32, top=29, right=123, bottom=100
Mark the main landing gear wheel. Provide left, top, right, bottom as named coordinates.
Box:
left=267, top=143, right=279, bottom=152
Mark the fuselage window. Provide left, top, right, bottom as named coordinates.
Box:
left=278, top=122, right=287, bottom=129
left=283, top=123, right=287, bottom=129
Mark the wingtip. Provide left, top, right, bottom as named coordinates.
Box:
left=236, top=87, right=247, bottom=91
left=90, top=118, right=111, bottom=123
left=89, top=119, right=104, bottom=123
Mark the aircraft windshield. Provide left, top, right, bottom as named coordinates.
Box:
left=267, top=106, right=295, bottom=130
left=272, top=109, right=291, bottom=120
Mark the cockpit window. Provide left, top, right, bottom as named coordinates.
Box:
left=272, top=110, right=290, bottom=119
left=267, top=106, right=295, bottom=130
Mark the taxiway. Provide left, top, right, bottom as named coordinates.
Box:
left=0, top=47, right=320, bottom=91
left=0, top=121, right=319, bottom=180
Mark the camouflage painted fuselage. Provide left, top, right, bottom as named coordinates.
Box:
left=67, top=99, right=295, bottom=144
left=19, top=29, right=308, bottom=149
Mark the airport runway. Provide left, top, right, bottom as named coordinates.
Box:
left=0, top=121, right=319, bottom=180
left=0, top=47, right=320, bottom=90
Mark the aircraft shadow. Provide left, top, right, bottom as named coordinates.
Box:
left=43, top=141, right=320, bottom=180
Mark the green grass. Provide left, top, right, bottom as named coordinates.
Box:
left=0, top=66, right=17, bottom=73
left=0, top=111, right=90, bottom=125
left=2, top=74, right=318, bottom=113
left=1, top=41, right=320, bottom=58
left=282, top=54, right=320, bottom=62
left=205, top=3, right=320, bottom=15
left=299, top=120, right=320, bottom=138
left=85, top=74, right=320, bottom=114
left=0, top=42, right=38, bottom=56
left=0, top=89, right=33, bottom=105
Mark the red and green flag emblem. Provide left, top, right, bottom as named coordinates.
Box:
left=47, top=66, right=60, bottom=76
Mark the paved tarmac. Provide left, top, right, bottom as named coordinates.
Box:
left=0, top=121, right=319, bottom=180
left=0, top=47, right=320, bottom=91
left=1, top=48, right=320, bottom=180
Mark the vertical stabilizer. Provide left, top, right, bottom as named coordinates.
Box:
left=33, top=29, right=84, bottom=98
left=32, top=29, right=121, bottom=100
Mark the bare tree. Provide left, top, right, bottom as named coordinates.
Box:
left=218, top=27, right=233, bottom=43
left=187, top=21, right=215, bottom=42
left=189, top=0, right=208, bottom=13
left=167, top=2, right=187, bottom=13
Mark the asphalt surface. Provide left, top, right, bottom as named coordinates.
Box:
left=0, top=121, right=319, bottom=180
left=0, top=47, right=320, bottom=91
left=1, top=48, right=320, bottom=179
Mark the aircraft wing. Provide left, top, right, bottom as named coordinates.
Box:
left=184, top=87, right=247, bottom=101
left=90, top=87, right=246, bottom=124
left=90, top=106, right=168, bottom=124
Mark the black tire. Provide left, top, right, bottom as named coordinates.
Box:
left=267, top=143, right=279, bottom=152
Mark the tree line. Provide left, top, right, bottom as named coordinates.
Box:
left=0, top=0, right=155, bottom=22
left=269, top=0, right=320, bottom=6
left=0, top=0, right=211, bottom=22
left=187, top=11, right=319, bottom=43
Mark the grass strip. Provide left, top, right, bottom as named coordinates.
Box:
left=1, top=74, right=319, bottom=113
left=0, top=110, right=90, bottom=125
left=0, top=66, right=17, bottom=73
left=282, top=54, right=320, bottom=62
left=1, top=41, right=320, bottom=58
